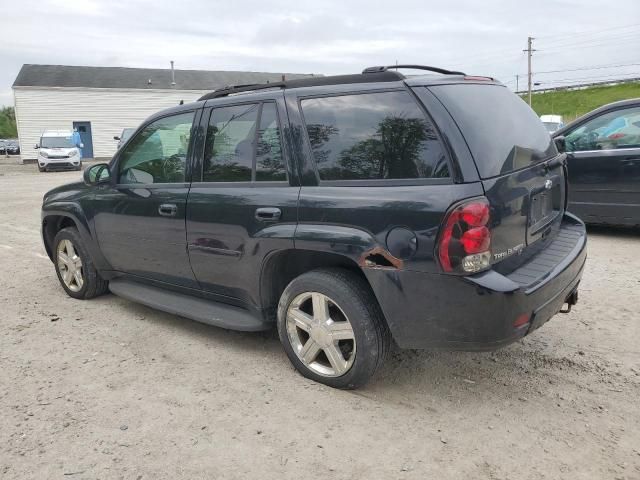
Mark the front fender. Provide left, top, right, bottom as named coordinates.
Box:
left=41, top=202, right=110, bottom=271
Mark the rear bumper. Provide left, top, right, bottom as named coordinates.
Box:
left=365, top=212, right=587, bottom=350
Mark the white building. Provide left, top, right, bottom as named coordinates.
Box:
left=13, top=64, right=314, bottom=160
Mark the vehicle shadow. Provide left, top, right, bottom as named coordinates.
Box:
left=110, top=296, right=586, bottom=399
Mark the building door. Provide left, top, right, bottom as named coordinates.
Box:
left=72, top=121, right=94, bottom=158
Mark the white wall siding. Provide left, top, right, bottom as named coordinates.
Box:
left=14, top=87, right=209, bottom=159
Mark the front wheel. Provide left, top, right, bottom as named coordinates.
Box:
left=277, top=268, right=390, bottom=389
left=53, top=227, right=109, bottom=299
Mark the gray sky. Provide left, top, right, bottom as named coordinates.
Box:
left=2, top=0, right=639, bottom=107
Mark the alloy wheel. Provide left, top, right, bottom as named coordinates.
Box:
left=286, top=292, right=356, bottom=377
left=57, top=239, right=84, bottom=292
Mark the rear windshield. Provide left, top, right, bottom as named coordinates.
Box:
left=429, top=84, right=556, bottom=179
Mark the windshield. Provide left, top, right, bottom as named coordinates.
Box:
left=41, top=136, right=74, bottom=148
left=429, top=84, right=556, bottom=179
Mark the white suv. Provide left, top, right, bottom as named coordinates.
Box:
left=35, top=130, right=82, bottom=172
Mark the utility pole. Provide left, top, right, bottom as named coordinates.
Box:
left=523, top=36, right=536, bottom=106
left=515, top=74, right=519, bottom=92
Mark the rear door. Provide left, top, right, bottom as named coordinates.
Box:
left=428, top=83, right=566, bottom=268
left=185, top=93, right=298, bottom=308
left=562, top=105, right=640, bottom=225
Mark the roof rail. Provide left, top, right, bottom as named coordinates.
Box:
left=198, top=71, right=405, bottom=101
left=198, top=82, right=285, bottom=101
left=363, top=64, right=466, bottom=76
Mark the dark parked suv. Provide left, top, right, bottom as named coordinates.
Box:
left=41, top=65, right=587, bottom=388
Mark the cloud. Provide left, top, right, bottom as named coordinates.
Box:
left=1, top=0, right=639, bottom=106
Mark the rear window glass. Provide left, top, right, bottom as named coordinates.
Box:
left=301, top=91, right=449, bottom=181
left=430, top=84, right=556, bottom=179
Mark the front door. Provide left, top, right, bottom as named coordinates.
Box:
left=72, top=121, right=94, bottom=159
left=186, top=96, right=298, bottom=307
left=564, top=105, right=640, bottom=225
left=92, top=109, right=200, bottom=288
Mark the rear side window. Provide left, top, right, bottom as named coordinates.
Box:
left=203, top=102, right=287, bottom=182
left=300, top=91, right=449, bottom=181
left=430, top=84, right=556, bottom=179
left=204, top=103, right=259, bottom=182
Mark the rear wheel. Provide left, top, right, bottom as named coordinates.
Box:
left=53, top=227, right=108, bottom=299
left=277, top=268, right=390, bottom=389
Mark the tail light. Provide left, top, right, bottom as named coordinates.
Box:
left=437, top=197, right=492, bottom=274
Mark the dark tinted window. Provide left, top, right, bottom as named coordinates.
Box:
left=256, top=103, right=286, bottom=181
left=204, top=104, right=259, bottom=182
left=118, top=111, right=193, bottom=184
left=430, top=84, right=556, bottom=179
left=301, top=91, right=449, bottom=181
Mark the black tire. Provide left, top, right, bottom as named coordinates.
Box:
left=53, top=227, right=109, bottom=300
left=277, top=268, right=390, bottom=389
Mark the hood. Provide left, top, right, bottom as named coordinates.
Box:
left=43, top=181, right=88, bottom=205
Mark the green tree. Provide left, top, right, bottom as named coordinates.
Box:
left=0, top=107, right=18, bottom=138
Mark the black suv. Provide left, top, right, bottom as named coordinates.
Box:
left=41, top=65, right=587, bottom=388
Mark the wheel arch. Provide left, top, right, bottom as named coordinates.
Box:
left=259, top=249, right=388, bottom=324
left=41, top=205, right=108, bottom=271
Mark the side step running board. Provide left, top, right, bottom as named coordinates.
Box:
left=109, top=278, right=269, bottom=332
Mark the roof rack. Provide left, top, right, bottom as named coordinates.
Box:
left=199, top=82, right=284, bottom=100
left=362, top=64, right=466, bottom=76
left=197, top=71, right=405, bottom=101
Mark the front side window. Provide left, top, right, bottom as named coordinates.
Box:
left=203, top=102, right=286, bottom=182
left=300, top=91, right=449, bottom=181
left=118, top=112, right=194, bottom=184
left=565, top=106, right=640, bottom=152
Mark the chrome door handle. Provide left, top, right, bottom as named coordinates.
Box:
left=158, top=203, right=178, bottom=217
left=255, top=207, right=281, bottom=222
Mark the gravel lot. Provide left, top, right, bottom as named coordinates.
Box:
left=1, top=162, right=639, bottom=480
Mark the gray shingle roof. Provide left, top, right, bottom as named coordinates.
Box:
left=13, top=64, right=317, bottom=91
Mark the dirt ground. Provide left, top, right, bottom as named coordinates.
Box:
left=0, top=161, right=639, bottom=480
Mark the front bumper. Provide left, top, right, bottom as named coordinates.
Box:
left=365, top=212, right=587, bottom=350
left=39, top=157, right=81, bottom=170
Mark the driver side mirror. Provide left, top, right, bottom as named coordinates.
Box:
left=83, top=163, right=111, bottom=186
left=554, top=135, right=566, bottom=154
left=34, top=144, right=39, bottom=149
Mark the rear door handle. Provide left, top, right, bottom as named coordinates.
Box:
left=255, top=207, right=281, bottom=222
left=158, top=203, right=178, bottom=217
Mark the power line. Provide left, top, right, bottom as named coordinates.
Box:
left=536, top=22, right=640, bottom=41
left=512, top=61, right=640, bottom=77
left=544, top=73, right=640, bottom=83
left=537, top=32, right=640, bottom=52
